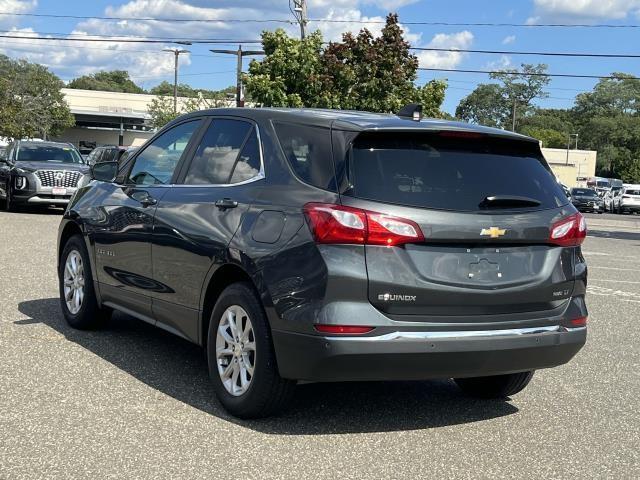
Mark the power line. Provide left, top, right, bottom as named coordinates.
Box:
left=3, top=12, right=640, bottom=28
left=0, top=33, right=261, bottom=44
left=411, top=47, right=640, bottom=59
left=419, top=67, right=640, bottom=80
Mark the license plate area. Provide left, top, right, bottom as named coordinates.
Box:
left=52, top=187, right=67, bottom=196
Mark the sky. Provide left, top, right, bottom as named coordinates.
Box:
left=1, top=0, right=639, bottom=114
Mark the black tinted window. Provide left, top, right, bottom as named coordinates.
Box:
left=184, top=119, right=253, bottom=185
left=345, top=132, right=567, bottom=212
left=571, top=188, right=596, bottom=196
left=274, top=123, right=335, bottom=191
left=128, top=120, right=201, bottom=185
left=626, top=189, right=640, bottom=195
left=230, top=131, right=261, bottom=183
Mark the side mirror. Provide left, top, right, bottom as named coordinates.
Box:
left=90, top=161, right=118, bottom=183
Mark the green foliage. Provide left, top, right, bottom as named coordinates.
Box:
left=148, top=93, right=231, bottom=129
left=456, top=64, right=550, bottom=130
left=455, top=84, right=510, bottom=128
left=519, top=126, right=566, bottom=148
left=245, top=14, right=447, bottom=116
left=0, top=55, right=75, bottom=140
left=149, top=81, right=238, bottom=100
left=68, top=70, right=145, bottom=94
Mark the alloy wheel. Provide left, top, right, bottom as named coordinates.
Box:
left=216, top=305, right=256, bottom=396
left=63, top=250, right=85, bottom=315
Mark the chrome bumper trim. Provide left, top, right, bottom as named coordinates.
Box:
left=328, top=325, right=584, bottom=342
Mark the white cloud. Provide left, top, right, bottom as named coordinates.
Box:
left=0, top=0, right=445, bottom=83
left=484, top=55, right=513, bottom=71
left=363, top=0, right=420, bottom=9
left=0, top=0, right=37, bottom=28
left=502, top=35, right=516, bottom=45
left=416, top=30, right=474, bottom=69
left=0, top=27, right=184, bottom=80
left=529, top=0, right=640, bottom=22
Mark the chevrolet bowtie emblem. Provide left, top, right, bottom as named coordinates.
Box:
left=480, top=227, right=507, bottom=238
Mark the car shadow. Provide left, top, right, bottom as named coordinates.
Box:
left=17, top=298, right=519, bottom=435
left=588, top=229, right=640, bottom=241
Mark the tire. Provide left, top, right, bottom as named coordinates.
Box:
left=58, top=234, right=111, bottom=329
left=454, top=371, right=534, bottom=399
left=3, top=184, right=14, bottom=211
left=207, top=282, right=295, bottom=418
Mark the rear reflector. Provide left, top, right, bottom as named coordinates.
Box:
left=549, top=212, right=587, bottom=247
left=570, top=316, right=587, bottom=327
left=303, top=203, right=425, bottom=246
left=314, top=325, right=375, bottom=335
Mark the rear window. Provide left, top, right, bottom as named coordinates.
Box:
left=344, top=132, right=567, bottom=212
left=274, top=122, right=336, bottom=191
left=572, top=188, right=597, bottom=196
left=625, top=189, right=640, bottom=195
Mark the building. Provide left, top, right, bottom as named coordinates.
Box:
left=52, top=88, right=235, bottom=154
left=541, top=148, right=597, bottom=188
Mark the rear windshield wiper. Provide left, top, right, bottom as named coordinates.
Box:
left=479, top=195, right=542, bottom=209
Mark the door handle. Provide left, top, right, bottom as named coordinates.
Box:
left=215, top=198, right=238, bottom=210
left=130, top=190, right=157, bottom=208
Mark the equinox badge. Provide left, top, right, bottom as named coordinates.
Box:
left=378, top=293, right=417, bottom=302
left=480, top=227, right=507, bottom=238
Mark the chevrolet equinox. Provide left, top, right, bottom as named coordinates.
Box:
left=57, top=107, right=588, bottom=418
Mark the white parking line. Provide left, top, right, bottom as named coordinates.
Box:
left=590, top=279, right=640, bottom=284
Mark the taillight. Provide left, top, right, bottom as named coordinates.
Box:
left=570, top=316, right=587, bottom=327
left=303, top=203, right=425, bottom=246
left=549, top=212, right=587, bottom=247
left=314, top=324, right=375, bottom=335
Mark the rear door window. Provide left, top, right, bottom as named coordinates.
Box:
left=183, top=118, right=260, bottom=185
left=274, top=122, right=336, bottom=191
left=344, top=132, right=567, bottom=212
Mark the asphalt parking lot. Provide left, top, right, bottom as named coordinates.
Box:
left=0, top=209, right=638, bottom=479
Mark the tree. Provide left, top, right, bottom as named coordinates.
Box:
left=455, top=64, right=550, bottom=130
left=68, top=70, right=145, bottom=94
left=148, top=93, right=230, bottom=129
left=245, top=14, right=447, bottom=115
left=148, top=81, right=239, bottom=102
left=0, top=55, right=75, bottom=140
left=455, top=84, right=510, bottom=128
left=491, top=64, right=550, bottom=131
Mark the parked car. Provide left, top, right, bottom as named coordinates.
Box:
left=57, top=107, right=588, bottom=418
left=0, top=140, right=88, bottom=210
left=615, top=185, right=640, bottom=214
left=570, top=187, right=603, bottom=213
left=85, top=145, right=131, bottom=166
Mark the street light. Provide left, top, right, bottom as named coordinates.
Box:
left=210, top=45, right=264, bottom=107
left=566, top=133, right=579, bottom=165
left=163, top=48, right=190, bottom=113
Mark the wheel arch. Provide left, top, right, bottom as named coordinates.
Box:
left=200, top=262, right=267, bottom=347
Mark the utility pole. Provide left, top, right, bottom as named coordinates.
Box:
left=291, top=0, right=308, bottom=40
left=163, top=48, right=190, bottom=113
left=566, top=133, right=578, bottom=165
left=210, top=46, right=264, bottom=107
left=511, top=98, right=517, bottom=132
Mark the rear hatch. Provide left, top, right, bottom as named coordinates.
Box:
left=338, top=130, right=576, bottom=319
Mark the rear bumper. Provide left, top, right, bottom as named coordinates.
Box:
left=273, top=325, right=586, bottom=381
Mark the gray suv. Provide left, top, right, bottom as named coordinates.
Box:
left=1, top=140, right=88, bottom=210
left=57, top=107, right=588, bottom=418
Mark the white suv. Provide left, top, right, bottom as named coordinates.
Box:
left=616, top=185, right=640, bottom=214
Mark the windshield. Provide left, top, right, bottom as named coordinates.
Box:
left=16, top=144, right=83, bottom=164
left=571, top=188, right=597, bottom=196
left=345, top=132, right=567, bottom=212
